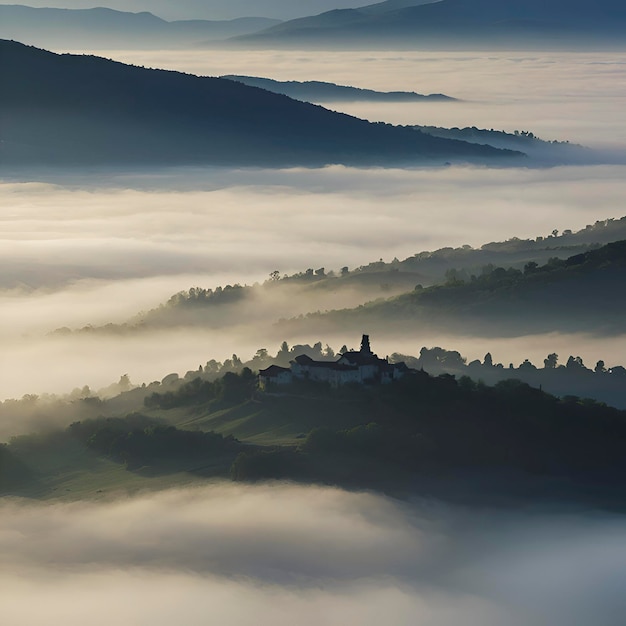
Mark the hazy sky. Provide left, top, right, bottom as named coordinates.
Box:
left=0, top=0, right=369, bottom=20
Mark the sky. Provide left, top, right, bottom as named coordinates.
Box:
left=0, top=0, right=369, bottom=20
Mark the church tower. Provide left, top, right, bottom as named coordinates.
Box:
left=360, top=334, right=372, bottom=355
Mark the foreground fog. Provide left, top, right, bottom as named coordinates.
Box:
left=2, top=483, right=625, bottom=626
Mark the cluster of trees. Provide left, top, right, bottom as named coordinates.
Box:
left=437, top=239, right=626, bottom=289
left=68, top=414, right=238, bottom=470
left=397, top=346, right=626, bottom=378
left=166, top=284, right=246, bottom=308
left=144, top=368, right=257, bottom=410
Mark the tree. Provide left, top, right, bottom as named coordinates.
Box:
left=269, top=270, right=280, bottom=281
left=519, top=359, right=537, bottom=371
left=566, top=356, right=586, bottom=370
left=594, top=360, right=606, bottom=374
left=483, top=352, right=493, bottom=367
left=544, top=353, right=558, bottom=369
left=253, top=348, right=269, bottom=362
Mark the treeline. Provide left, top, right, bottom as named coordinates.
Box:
left=144, top=368, right=257, bottom=410
left=68, top=414, right=239, bottom=470
left=166, top=284, right=246, bottom=308
left=139, top=334, right=626, bottom=411
left=289, top=239, right=626, bottom=336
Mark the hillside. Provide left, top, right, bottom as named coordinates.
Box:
left=222, top=75, right=455, bottom=102
left=235, top=0, right=626, bottom=48
left=0, top=40, right=517, bottom=167
left=0, top=5, right=280, bottom=49
left=3, top=368, right=626, bottom=508
left=282, top=240, right=626, bottom=336
left=52, top=217, right=626, bottom=336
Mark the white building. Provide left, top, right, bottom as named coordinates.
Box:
left=259, top=335, right=409, bottom=389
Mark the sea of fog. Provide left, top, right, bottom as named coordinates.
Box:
left=2, top=49, right=626, bottom=399
left=3, top=48, right=626, bottom=626
left=2, top=483, right=626, bottom=626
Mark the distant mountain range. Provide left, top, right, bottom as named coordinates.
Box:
left=222, top=75, right=455, bottom=102
left=0, top=40, right=518, bottom=168
left=0, top=0, right=403, bottom=22
left=0, top=5, right=281, bottom=49
left=234, top=0, right=626, bottom=48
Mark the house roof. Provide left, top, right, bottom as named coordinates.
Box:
left=339, top=351, right=384, bottom=366
left=259, top=365, right=291, bottom=377
left=293, top=354, right=358, bottom=371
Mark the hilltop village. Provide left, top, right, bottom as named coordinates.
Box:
left=259, top=335, right=411, bottom=389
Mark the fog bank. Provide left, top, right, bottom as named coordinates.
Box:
left=2, top=165, right=626, bottom=399
left=2, top=483, right=625, bottom=626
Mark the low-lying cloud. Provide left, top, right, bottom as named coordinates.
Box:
left=2, top=164, right=626, bottom=400
left=3, top=164, right=626, bottom=296
left=3, top=48, right=626, bottom=402
left=1, top=483, right=625, bottom=626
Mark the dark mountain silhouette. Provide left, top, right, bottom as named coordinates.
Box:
left=0, top=5, right=280, bottom=48
left=0, top=40, right=518, bottom=167
left=235, top=0, right=626, bottom=48
left=222, top=75, right=455, bottom=102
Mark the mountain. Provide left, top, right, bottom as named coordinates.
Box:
left=0, top=5, right=280, bottom=49
left=222, top=75, right=455, bottom=102
left=234, top=0, right=626, bottom=48
left=0, top=40, right=518, bottom=168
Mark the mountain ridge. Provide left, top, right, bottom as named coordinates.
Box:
left=234, top=0, right=626, bottom=48
left=0, top=5, right=281, bottom=48
left=0, top=40, right=519, bottom=168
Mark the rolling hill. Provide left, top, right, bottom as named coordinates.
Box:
left=0, top=40, right=518, bottom=167
left=282, top=240, right=626, bottom=336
